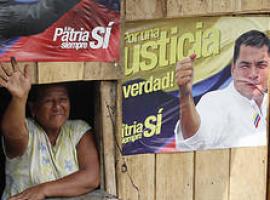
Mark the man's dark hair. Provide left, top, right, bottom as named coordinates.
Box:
left=233, top=30, right=270, bottom=64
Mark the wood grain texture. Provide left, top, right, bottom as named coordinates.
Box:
left=115, top=81, right=124, bottom=197
left=212, top=0, right=235, bottom=13
left=156, top=153, right=194, bottom=200
left=100, top=81, right=117, bottom=195
left=239, top=0, right=265, bottom=11
left=229, top=147, right=267, bottom=200
left=166, top=0, right=184, bottom=17
left=181, top=0, right=212, bottom=16
left=262, top=0, right=270, bottom=9
left=126, top=0, right=165, bottom=21
left=117, top=154, right=155, bottom=200
left=37, top=62, right=84, bottom=84
left=84, top=62, right=123, bottom=80
left=195, top=150, right=230, bottom=200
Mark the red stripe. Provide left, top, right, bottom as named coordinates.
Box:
left=0, top=0, right=120, bottom=62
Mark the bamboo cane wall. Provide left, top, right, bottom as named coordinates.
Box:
left=116, top=1, right=270, bottom=200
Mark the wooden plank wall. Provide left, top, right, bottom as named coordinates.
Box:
left=117, top=1, right=269, bottom=200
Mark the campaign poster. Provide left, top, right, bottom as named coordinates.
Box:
left=122, top=16, right=270, bottom=155
left=0, top=0, right=120, bottom=62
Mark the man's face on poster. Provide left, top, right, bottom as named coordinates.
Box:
left=231, top=44, right=270, bottom=101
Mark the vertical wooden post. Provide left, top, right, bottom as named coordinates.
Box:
left=194, top=150, right=230, bottom=200
left=156, top=153, right=194, bottom=200
left=229, top=147, right=267, bottom=200
left=94, top=82, right=105, bottom=190
left=100, top=81, right=117, bottom=195
left=117, top=154, right=156, bottom=200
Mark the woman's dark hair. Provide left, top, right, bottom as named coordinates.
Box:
left=28, top=83, right=71, bottom=103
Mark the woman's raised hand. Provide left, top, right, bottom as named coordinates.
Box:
left=0, top=57, right=31, bottom=99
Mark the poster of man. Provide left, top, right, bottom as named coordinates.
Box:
left=122, top=16, right=269, bottom=155
left=175, top=30, right=268, bottom=151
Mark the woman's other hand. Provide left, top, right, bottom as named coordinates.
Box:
left=9, top=184, right=47, bottom=200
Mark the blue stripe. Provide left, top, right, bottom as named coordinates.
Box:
left=95, top=0, right=120, bottom=12
left=192, top=65, right=231, bottom=97
left=170, top=64, right=232, bottom=104
left=254, top=114, right=260, bottom=126
left=0, top=37, right=20, bottom=55
left=15, top=0, right=39, bottom=3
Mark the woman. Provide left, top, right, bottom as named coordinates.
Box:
left=0, top=58, right=100, bottom=200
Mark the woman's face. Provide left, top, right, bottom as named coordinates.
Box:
left=32, top=85, right=70, bottom=133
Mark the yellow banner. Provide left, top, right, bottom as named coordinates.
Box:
left=124, top=16, right=270, bottom=91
